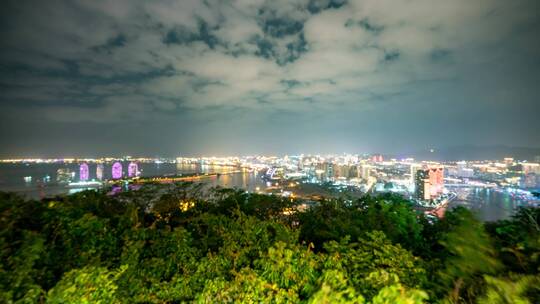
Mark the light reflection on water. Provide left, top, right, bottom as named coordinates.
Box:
left=1, top=163, right=537, bottom=221
left=449, top=187, right=537, bottom=221
left=0, top=162, right=267, bottom=199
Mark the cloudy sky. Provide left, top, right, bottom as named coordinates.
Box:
left=1, top=0, right=539, bottom=157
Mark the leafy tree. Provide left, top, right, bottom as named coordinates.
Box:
left=115, top=227, right=201, bottom=302
left=0, top=231, right=45, bottom=303
left=1, top=186, right=539, bottom=303
left=47, top=265, right=126, bottom=304
left=324, top=232, right=427, bottom=300
left=478, top=274, right=540, bottom=304
left=371, top=284, right=428, bottom=304
left=308, top=270, right=365, bottom=304
left=299, top=195, right=425, bottom=253
left=436, top=208, right=502, bottom=303
left=485, top=207, right=540, bottom=274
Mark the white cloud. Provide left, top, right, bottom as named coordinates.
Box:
left=1, top=0, right=538, bottom=123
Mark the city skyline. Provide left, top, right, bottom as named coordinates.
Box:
left=1, top=0, right=540, bottom=157
left=2, top=2, right=539, bottom=299
left=1, top=144, right=540, bottom=162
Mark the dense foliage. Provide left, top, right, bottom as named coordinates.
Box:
left=1, top=183, right=539, bottom=303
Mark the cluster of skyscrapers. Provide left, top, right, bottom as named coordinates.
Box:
left=56, top=161, right=140, bottom=184
left=5, top=154, right=538, bottom=203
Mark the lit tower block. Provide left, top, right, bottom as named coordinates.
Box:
left=371, top=155, right=384, bottom=162
left=112, top=162, right=123, bottom=179
left=428, top=166, right=444, bottom=197
left=415, top=169, right=431, bottom=200
left=96, top=164, right=104, bottom=180
left=128, top=162, right=139, bottom=177
left=79, top=163, right=89, bottom=181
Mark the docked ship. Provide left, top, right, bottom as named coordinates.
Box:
left=416, top=192, right=457, bottom=218
left=67, top=180, right=103, bottom=188
left=262, top=167, right=284, bottom=181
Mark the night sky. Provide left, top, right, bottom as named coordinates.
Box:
left=1, top=0, right=539, bottom=157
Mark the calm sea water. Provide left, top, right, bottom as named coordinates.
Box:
left=0, top=162, right=267, bottom=198
left=448, top=187, right=536, bottom=221
left=0, top=163, right=535, bottom=221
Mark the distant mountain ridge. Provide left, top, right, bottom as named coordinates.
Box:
left=399, top=145, right=540, bottom=161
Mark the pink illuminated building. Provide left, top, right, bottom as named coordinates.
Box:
left=79, top=163, right=89, bottom=181
left=415, top=165, right=444, bottom=200
left=371, top=155, right=384, bottom=162
left=428, top=166, right=444, bottom=197
left=128, top=162, right=138, bottom=177
left=112, top=162, right=123, bottom=179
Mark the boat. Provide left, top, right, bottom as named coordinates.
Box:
left=67, top=181, right=102, bottom=188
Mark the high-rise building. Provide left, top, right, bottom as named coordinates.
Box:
left=429, top=166, right=444, bottom=197
left=56, top=168, right=73, bottom=184
left=96, top=164, right=104, bottom=180
left=522, top=173, right=537, bottom=188
left=459, top=168, right=474, bottom=178
left=112, top=162, right=123, bottom=179
left=298, top=157, right=305, bottom=170
left=128, top=162, right=139, bottom=177
left=358, top=165, right=372, bottom=180
left=415, top=169, right=430, bottom=200
left=415, top=165, right=444, bottom=200
left=456, top=161, right=474, bottom=178
left=337, top=164, right=350, bottom=178
left=323, top=162, right=334, bottom=180
left=504, top=157, right=514, bottom=165
left=349, top=165, right=358, bottom=178
left=371, top=154, right=383, bottom=162
left=410, top=164, right=422, bottom=185
left=79, top=163, right=89, bottom=181
left=456, top=161, right=466, bottom=172
left=522, top=163, right=540, bottom=175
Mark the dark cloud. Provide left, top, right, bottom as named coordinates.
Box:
left=429, top=49, right=453, bottom=63
left=347, top=18, right=384, bottom=34
left=260, top=17, right=304, bottom=37
left=163, top=20, right=219, bottom=49
left=307, top=0, right=348, bottom=14
left=91, top=34, right=127, bottom=54
left=0, top=0, right=539, bottom=157
left=383, top=50, right=400, bottom=62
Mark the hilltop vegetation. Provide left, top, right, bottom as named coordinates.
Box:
left=1, top=183, right=539, bottom=303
